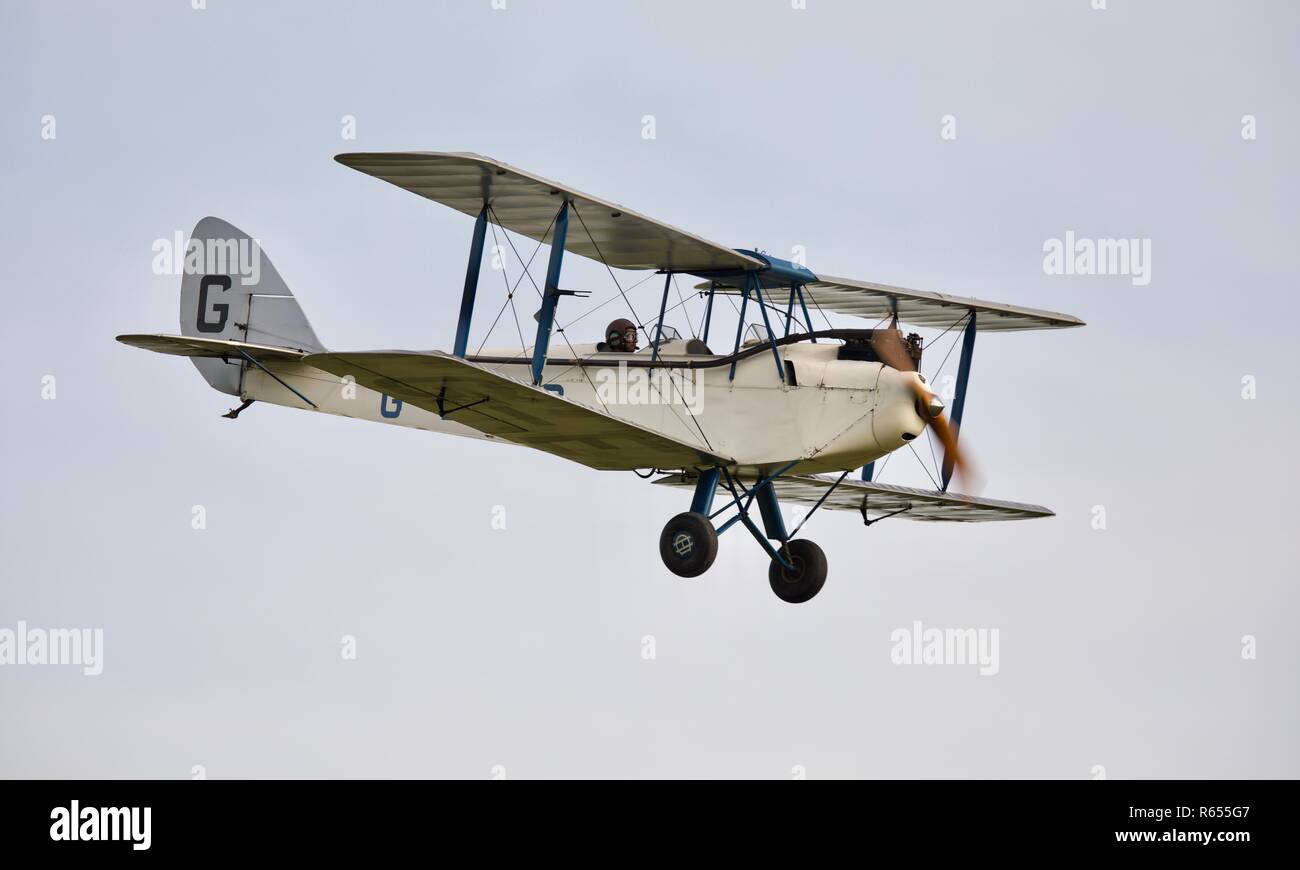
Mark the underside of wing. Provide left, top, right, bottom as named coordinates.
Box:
left=655, top=472, right=1054, bottom=522
left=700, top=275, right=1085, bottom=332
left=335, top=151, right=763, bottom=273
left=305, top=350, right=731, bottom=471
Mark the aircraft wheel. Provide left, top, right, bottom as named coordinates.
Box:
left=768, top=539, right=827, bottom=604
left=659, top=512, right=719, bottom=578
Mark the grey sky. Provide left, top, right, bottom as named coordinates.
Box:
left=1, top=0, right=1296, bottom=778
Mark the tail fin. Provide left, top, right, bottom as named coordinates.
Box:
left=180, top=217, right=325, bottom=395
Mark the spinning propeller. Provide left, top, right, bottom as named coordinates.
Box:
left=870, top=328, right=979, bottom=491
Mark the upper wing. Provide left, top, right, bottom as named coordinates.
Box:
left=305, top=350, right=731, bottom=471
left=335, top=151, right=763, bottom=273
left=654, top=472, right=1054, bottom=522
left=699, top=274, right=1085, bottom=332
left=117, top=333, right=308, bottom=362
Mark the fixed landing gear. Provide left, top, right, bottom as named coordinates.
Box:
left=657, top=468, right=830, bottom=603
left=767, top=539, right=828, bottom=604
left=659, top=512, right=718, bottom=577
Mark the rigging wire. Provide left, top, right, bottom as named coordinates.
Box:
left=569, top=202, right=646, bottom=331
left=917, top=312, right=973, bottom=484
left=806, top=289, right=837, bottom=332
left=473, top=209, right=556, bottom=356
left=558, top=271, right=659, bottom=332
left=670, top=274, right=697, bottom=338
left=907, top=442, right=942, bottom=490
left=486, top=218, right=530, bottom=355
left=482, top=206, right=613, bottom=414
left=567, top=202, right=714, bottom=451
left=487, top=205, right=556, bottom=302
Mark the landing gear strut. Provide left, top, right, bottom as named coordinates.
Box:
left=657, top=467, right=832, bottom=604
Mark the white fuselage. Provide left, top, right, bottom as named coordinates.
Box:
left=239, top=342, right=931, bottom=474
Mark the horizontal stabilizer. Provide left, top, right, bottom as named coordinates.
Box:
left=117, top=333, right=308, bottom=362
left=655, top=472, right=1054, bottom=522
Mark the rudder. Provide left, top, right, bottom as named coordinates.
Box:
left=180, top=216, right=325, bottom=395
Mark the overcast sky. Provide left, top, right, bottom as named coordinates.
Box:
left=1, top=0, right=1296, bottom=778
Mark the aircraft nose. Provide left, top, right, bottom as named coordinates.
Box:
left=873, top=369, right=931, bottom=447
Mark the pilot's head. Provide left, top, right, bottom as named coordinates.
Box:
left=606, top=318, right=638, bottom=352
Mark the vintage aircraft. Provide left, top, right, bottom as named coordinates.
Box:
left=119, top=152, right=1083, bottom=603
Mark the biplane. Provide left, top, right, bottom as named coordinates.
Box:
left=119, top=152, right=1084, bottom=603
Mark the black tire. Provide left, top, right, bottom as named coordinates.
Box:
left=768, top=539, right=828, bottom=603
left=659, top=512, right=719, bottom=578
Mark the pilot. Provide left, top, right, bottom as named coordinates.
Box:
left=604, top=318, right=639, bottom=352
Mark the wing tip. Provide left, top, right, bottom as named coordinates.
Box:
left=334, top=150, right=489, bottom=167
left=116, top=332, right=169, bottom=346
